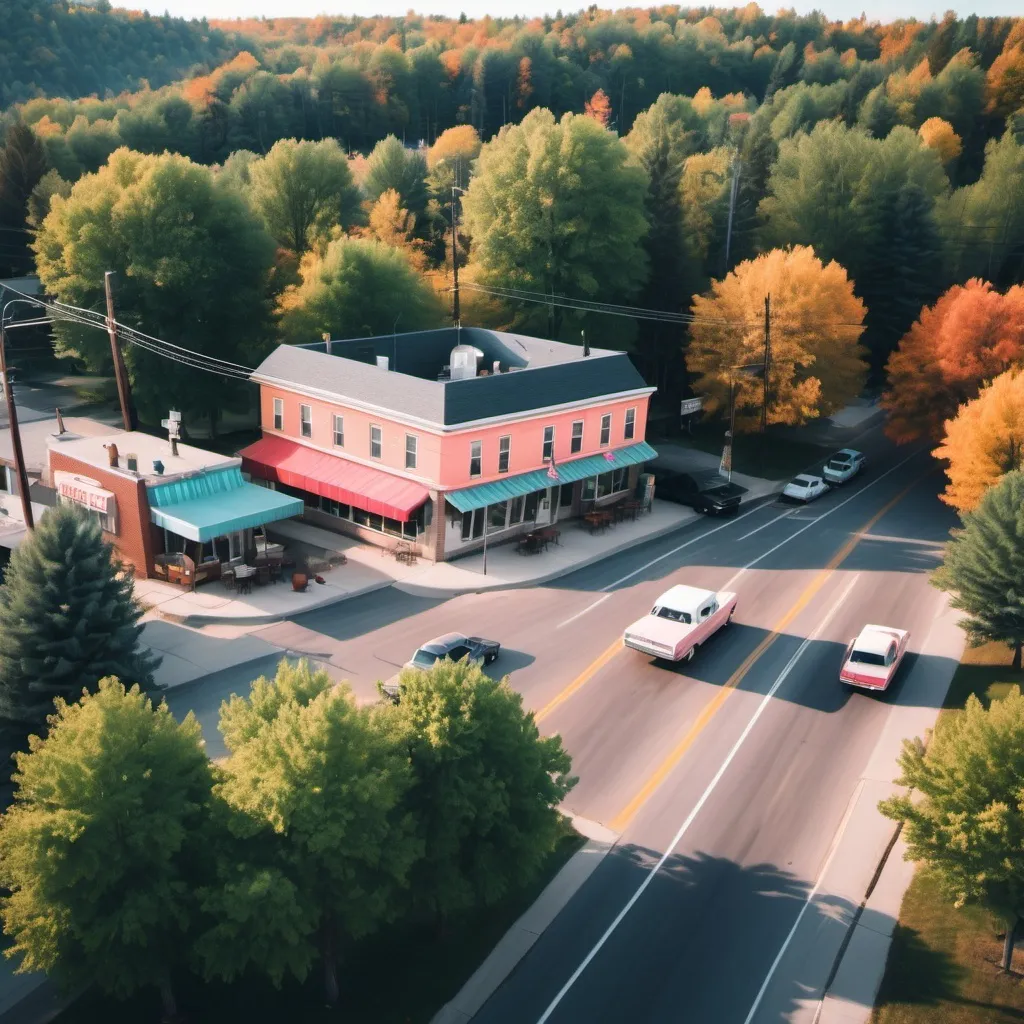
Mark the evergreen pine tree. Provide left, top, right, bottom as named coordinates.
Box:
left=933, top=470, right=1024, bottom=669
left=0, top=504, right=159, bottom=745
left=0, top=123, right=48, bottom=273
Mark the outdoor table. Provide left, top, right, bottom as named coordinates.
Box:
left=583, top=512, right=611, bottom=534
left=535, top=526, right=561, bottom=546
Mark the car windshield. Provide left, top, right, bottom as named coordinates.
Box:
left=412, top=649, right=441, bottom=668
left=850, top=649, right=886, bottom=666
left=704, top=482, right=746, bottom=498
left=654, top=606, right=692, bottom=624
left=793, top=475, right=816, bottom=486
left=827, top=459, right=849, bottom=470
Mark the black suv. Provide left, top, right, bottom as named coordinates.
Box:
left=656, top=470, right=747, bottom=515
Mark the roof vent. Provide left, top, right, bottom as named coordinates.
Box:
left=376, top=355, right=389, bottom=371
left=152, top=459, right=164, bottom=475
left=322, top=332, right=332, bottom=355
left=493, top=360, right=501, bottom=374
left=105, top=443, right=119, bottom=468
left=126, top=453, right=138, bottom=473
left=450, top=344, right=483, bottom=381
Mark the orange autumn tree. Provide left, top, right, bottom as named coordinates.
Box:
left=918, top=117, right=962, bottom=164
left=584, top=89, right=612, bottom=127
left=883, top=281, right=1024, bottom=444
left=687, top=246, right=868, bottom=431
left=934, top=369, right=1024, bottom=512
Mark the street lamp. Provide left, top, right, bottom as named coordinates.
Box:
left=724, top=362, right=766, bottom=483
left=1, top=297, right=46, bottom=529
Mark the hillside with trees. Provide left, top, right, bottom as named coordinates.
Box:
left=0, top=0, right=247, bottom=108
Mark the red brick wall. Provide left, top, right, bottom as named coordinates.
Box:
left=48, top=452, right=157, bottom=579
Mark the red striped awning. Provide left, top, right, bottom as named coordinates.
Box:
left=240, top=436, right=428, bottom=522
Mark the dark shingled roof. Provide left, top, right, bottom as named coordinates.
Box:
left=253, top=327, right=652, bottom=427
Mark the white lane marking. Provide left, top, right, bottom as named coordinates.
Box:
left=735, top=509, right=795, bottom=542
left=534, top=573, right=862, bottom=1024
left=556, top=449, right=922, bottom=630
left=555, top=501, right=773, bottom=629
left=718, top=451, right=922, bottom=597
left=742, top=777, right=868, bottom=1024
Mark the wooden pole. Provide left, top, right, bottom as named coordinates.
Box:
left=0, top=321, right=34, bottom=530
left=105, top=271, right=134, bottom=432
left=451, top=185, right=461, bottom=325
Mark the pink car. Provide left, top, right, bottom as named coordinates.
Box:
left=840, top=624, right=910, bottom=691
left=623, top=584, right=737, bottom=663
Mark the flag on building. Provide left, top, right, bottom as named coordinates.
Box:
left=547, top=454, right=559, bottom=480
left=719, top=442, right=732, bottom=476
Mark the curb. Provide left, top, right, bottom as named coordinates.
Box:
left=430, top=815, right=619, bottom=1024
left=152, top=578, right=394, bottom=627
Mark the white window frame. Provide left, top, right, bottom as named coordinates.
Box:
left=273, top=397, right=284, bottom=432
left=405, top=433, right=418, bottom=470
left=300, top=404, right=312, bottom=439
left=600, top=413, right=611, bottom=447
left=570, top=420, right=583, bottom=454
left=469, top=440, right=482, bottom=478
left=498, top=435, right=511, bottom=474
left=370, top=424, right=383, bottom=460
left=333, top=414, right=344, bottom=447
left=542, top=425, right=555, bottom=461
left=624, top=407, right=636, bottom=440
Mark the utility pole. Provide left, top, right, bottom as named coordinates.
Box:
left=724, top=155, right=741, bottom=276
left=762, top=294, right=771, bottom=436
left=451, top=185, right=461, bottom=325
left=0, top=320, right=34, bottom=530
left=105, top=271, right=134, bottom=432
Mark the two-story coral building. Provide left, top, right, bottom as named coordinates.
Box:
left=241, top=327, right=657, bottom=562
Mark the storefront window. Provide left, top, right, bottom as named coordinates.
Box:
left=596, top=469, right=630, bottom=498
left=487, top=500, right=508, bottom=532
left=509, top=496, right=525, bottom=525
left=524, top=491, right=540, bottom=521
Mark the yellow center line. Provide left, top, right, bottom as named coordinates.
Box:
left=606, top=474, right=927, bottom=834
left=536, top=637, right=623, bottom=724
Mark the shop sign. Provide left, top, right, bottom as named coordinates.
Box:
left=54, top=471, right=116, bottom=516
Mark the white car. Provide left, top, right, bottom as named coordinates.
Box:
left=822, top=449, right=865, bottom=485
left=782, top=474, right=829, bottom=502
left=623, top=584, right=737, bottom=663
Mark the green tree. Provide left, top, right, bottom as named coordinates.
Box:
left=623, top=94, right=701, bottom=387
left=248, top=138, right=362, bottom=256
left=384, top=658, right=576, bottom=923
left=278, top=235, right=443, bottom=343
left=34, top=148, right=275, bottom=432
left=214, top=659, right=420, bottom=1005
left=462, top=107, right=649, bottom=338
left=0, top=678, right=214, bottom=1019
left=0, top=504, right=159, bottom=746
left=933, top=471, right=1024, bottom=670
left=363, top=134, right=429, bottom=221
left=0, top=123, right=48, bottom=273
left=25, top=168, right=71, bottom=230
left=879, top=685, right=1024, bottom=970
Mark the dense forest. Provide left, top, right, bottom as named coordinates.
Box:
left=0, top=1, right=245, bottom=107
left=1, top=2, right=1024, bottom=427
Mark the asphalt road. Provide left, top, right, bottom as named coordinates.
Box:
left=167, top=426, right=960, bottom=1021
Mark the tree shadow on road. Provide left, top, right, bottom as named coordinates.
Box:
left=476, top=843, right=876, bottom=1024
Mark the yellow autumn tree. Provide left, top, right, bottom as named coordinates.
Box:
left=933, top=369, right=1024, bottom=512
left=362, top=188, right=427, bottom=270
left=687, top=246, right=868, bottom=431
left=918, top=117, right=962, bottom=164
left=427, top=125, right=482, bottom=170
left=680, top=148, right=731, bottom=264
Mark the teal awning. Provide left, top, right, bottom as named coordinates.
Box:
left=445, top=441, right=657, bottom=514
left=148, top=467, right=303, bottom=543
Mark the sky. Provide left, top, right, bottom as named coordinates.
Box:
left=140, top=0, right=1024, bottom=24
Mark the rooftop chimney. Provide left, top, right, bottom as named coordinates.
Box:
left=493, top=360, right=501, bottom=375
left=55, top=408, right=66, bottom=435
left=376, top=355, right=389, bottom=371
left=105, top=443, right=119, bottom=468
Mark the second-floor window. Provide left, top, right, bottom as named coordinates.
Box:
left=571, top=420, right=583, bottom=454
left=370, top=424, right=382, bottom=459
left=333, top=414, right=345, bottom=447
left=300, top=404, right=312, bottom=438
left=625, top=407, right=636, bottom=440
left=405, top=434, right=418, bottom=470
left=600, top=413, right=611, bottom=447
left=470, top=440, right=482, bottom=478
left=542, top=425, right=554, bottom=462
left=498, top=435, right=510, bottom=474
left=273, top=398, right=283, bottom=431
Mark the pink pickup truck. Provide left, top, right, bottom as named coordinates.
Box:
left=623, top=584, right=738, bottom=663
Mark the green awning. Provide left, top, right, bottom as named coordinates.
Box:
left=148, top=467, right=303, bottom=543
left=445, top=441, right=657, bottom=514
